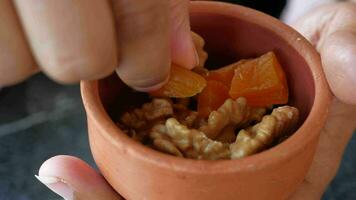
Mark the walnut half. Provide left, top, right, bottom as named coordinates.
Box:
left=230, top=106, right=299, bottom=159
left=199, top=98, right=266, bottom=139
left=152, top=118, right=230, bottom=160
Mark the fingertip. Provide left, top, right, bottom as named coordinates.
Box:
left=115, top=60, right=170, bottom=92
left=37, top=155, right=121, bottom=200
left=129, top=72, right=170, bottom=92
left=191, top=31, right=208, bottom=67
left=321, top=31, right=356, bottom=105
left=170, top=0, right=197, bottom=69
left=38, top=155, right=89, bottom=178
left=113, top=0, right=172, bottom=92
left=37, top=155, right=85, bottom=200
left=171, top=30, right=198, bottom=69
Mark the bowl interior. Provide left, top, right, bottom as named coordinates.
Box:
left=98, top=8, right=315, bottom=149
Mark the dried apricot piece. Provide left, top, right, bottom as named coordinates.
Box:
left=229, top=52, right=288, bottom=106
left=151, top=64, right=207, bottom=98
left=197, top=80, right=230, bottom=117
left=207, top=60, right=248, bottom=87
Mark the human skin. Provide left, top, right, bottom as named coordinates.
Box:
left=288, top=2, right=356, bottom=199
left=0, top=0, right=355, bottom=199
left=0, top=0, right=197, bottom=90
left=36, top=2, right=356, bottom=199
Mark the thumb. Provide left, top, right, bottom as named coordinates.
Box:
left=320, top=30, right=356, bottom=105
left=113, top=0, right=196, bottom=91
left=35, top=155, right=122, bottom=200
left=293, top=3, right=356, bottom=105
left=170, top=0, right=198, bottom=70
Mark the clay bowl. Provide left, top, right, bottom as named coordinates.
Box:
left=81, top=2, right=331, bottom=200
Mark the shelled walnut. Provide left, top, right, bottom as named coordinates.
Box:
left=152, top=118, right=230, bottom=160
left=150, top=124, right=183, bottom=157
left=146, top=105, right=299, bottom=160
left=199, top=98, right=266, bottom=139
left=120, top=98, right=299, bottom=160
left=230, top=106, right=299, bottom=159
left=117, top=33, right=298, bottom=160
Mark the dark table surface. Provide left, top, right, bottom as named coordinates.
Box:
left=0, top=74, right=355, bottom=200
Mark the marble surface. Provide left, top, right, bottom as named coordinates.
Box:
left=0, top=75, right=94, bottom=200
left=0, top=74, right=355, bottom=200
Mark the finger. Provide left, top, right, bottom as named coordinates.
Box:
left=320, top=30, right=356, bottom=105
left=14, top=0, right=118, bottom=83
left=293, top=3, right=356, bottom=105
left=113, top=0, right=171, bottom=91
left=170, top=0, right=198, bottom=69
left=290, top=101, right=356, bottom=200
left=0, top=0, right=37, bottom=86
left=281, top=0, right=337, bottom=25
left=318, top=3, right=356, bottom=105
left=36, top=155, right=123, bottom=200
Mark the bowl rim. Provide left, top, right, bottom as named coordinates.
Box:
left=81, top=1, right=332, bottom=174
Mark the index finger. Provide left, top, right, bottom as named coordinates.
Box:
left=14, top=0, right=118, bottom=83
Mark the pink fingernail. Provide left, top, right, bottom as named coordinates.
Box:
left=194, top=47, right=200, bottom=68
left=133, top=73, right=170, bottom=92
left=35, top=175, right=74, bottom=200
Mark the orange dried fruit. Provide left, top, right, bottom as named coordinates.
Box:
left=151, top=64, right=207, bottom=98
left=229, top=52, right=288, bottom=106
left=207, top=60, right=248, bottom=87
left=198, top=80, right=230, bottom=117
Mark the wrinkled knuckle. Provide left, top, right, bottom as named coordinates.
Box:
left=117, top=63, right=169, bottom=90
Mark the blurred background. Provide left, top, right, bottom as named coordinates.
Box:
left=0, top=0, right=355, bottom=199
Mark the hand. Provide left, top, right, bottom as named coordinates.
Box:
left=0, top=0, right=197, bottom=91
left=288, top=2, right=356, bottom=199
left=34, top=2, right=356, bottom=200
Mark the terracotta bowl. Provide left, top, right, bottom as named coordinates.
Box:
left=81, top=2, right=331, bottom=200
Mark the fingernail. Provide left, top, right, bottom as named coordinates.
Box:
left=133, top=73, right=170, bottom=92
left=194, top=47, right=200, bottom=68
left=35, top=175, right=74, bottom=200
